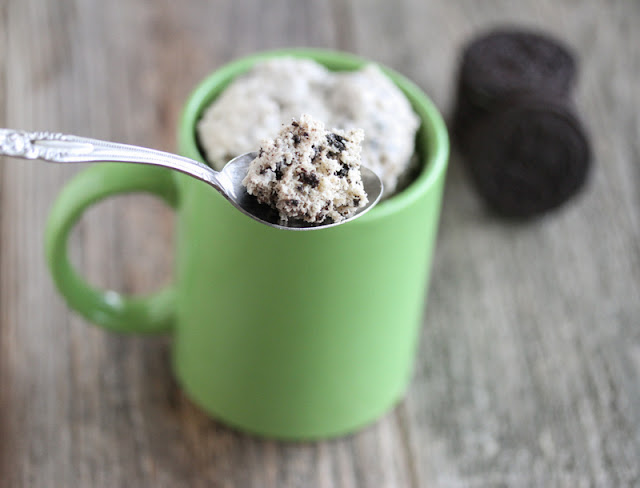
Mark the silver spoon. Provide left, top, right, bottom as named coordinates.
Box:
left=0, top=129, right=382, bottom=230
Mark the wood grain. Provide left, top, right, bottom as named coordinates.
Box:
left=1, top=0, right=639, bottom=487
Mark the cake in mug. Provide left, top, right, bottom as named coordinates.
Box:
left=197, top=57, right=420, bottom=198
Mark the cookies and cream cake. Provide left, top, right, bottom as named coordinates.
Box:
left=197, top=58, right=419, bottom=197
left=242, top=114, right=367, bottom=223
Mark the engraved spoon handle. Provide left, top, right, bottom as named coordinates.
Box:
left=0, top=128, right=221, bottom=188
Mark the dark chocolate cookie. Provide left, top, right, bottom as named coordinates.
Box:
left=463, top=97, right=591, bottom=218
left=460, top=28, right=577, bottom=103
left=452, top=28, right=577, bottom=147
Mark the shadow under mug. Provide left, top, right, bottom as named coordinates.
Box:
left=45, top=48, right=449, bottom=440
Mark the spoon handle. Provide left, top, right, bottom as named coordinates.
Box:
left=0, top=128, right=220, bottom=186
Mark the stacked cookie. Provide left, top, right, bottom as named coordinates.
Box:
left=452, top=28, right=591, bottom=218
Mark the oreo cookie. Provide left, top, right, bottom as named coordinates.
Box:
left=460, top=28, right=576, bottom=101
left=463, top=97, right=591, bottom=218
left=451, top=27, right=591, bottom=218
left=453, top=28, right=577, bottom=145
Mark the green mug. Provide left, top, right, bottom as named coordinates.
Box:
left=45, top=48, right=449, bottom=440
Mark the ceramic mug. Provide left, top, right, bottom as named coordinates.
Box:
left=45, top=48, right=449, bottom=440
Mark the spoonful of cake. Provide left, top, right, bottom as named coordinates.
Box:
left=0, top=118, right=382, bottom=231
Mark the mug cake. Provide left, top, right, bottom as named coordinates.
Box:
left=196, top=57, right=420, bottom=199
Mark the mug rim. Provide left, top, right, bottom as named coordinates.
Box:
left=178, top=47, right=449, bottom=223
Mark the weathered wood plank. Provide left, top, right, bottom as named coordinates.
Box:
left=1, top=0, right=639, bottom=487
left=0, top=0, right=10, bottom=484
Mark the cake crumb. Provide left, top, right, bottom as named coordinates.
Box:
left=242, top=114, right=368, bottom=224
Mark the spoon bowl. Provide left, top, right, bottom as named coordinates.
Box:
left=0, top=129, right=383, bottom=230
left=219, top=152, right=382, bottom=230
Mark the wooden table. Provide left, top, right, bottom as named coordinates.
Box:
left=1, top=1, right=639, bottom=486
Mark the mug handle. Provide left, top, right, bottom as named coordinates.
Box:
left=45, top=163, right=179, bottom=334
